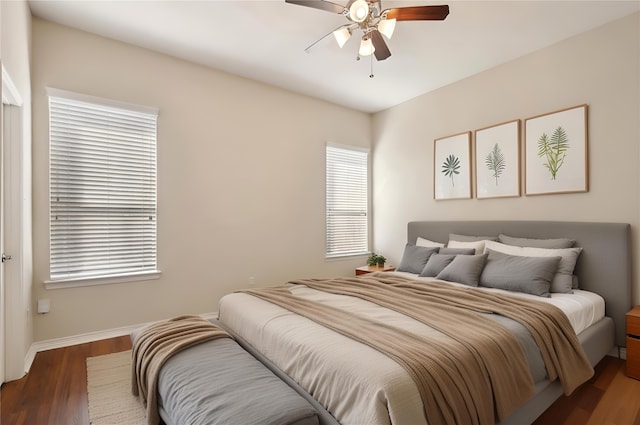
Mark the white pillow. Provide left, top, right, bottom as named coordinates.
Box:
left=447, top=240, right=486, bottom=255
left=483, top=241, right=582, bottom=294
left=416, top=237, right=445, bottom=248
left=449, top=233, right=498, bottom=242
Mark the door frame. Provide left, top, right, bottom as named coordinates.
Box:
left=2, top=64, right=24, bottom=383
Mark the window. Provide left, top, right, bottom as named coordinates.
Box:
left=48, top=90, right=158, bottom=284
left=326, top=144, right=369, bottom=258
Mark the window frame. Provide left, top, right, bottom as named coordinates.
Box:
left=325, top=142, right=370, bottom=259
left=45, top=88, right=161, bottom=289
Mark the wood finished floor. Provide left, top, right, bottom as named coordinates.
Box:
left=1, top=337, right=639, bottom=425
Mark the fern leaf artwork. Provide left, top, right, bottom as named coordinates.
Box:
left=537, top=126, right=570, bottom=180
left=441, top=154, right=461, bottom=187
left=485, top=143, right=506, bottom=185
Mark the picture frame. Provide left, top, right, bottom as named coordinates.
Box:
left=434, top=132, right=471, bottom=200
left=474, top=119, right=521, bottom=199
left=524, top=105, right=588, bottom=196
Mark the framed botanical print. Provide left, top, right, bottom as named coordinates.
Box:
left=525, top=105, right=588, bottom=195
left=434, top=132, right=471, bottom=200
left=475, top=120, right=521, bottom=199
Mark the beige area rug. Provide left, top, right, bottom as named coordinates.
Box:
left=86, top=350, right=147, bottom=425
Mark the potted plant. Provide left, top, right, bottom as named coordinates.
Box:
left=366, top=253, right=386, bottom=268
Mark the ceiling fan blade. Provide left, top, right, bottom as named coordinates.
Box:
left=384, top=5, right=449, bottom=21
left=370, top=30, right=391, bottom=61
left=285, top=0, right=346, bottom=14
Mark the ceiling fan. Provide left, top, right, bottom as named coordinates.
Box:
left=285, top=0, right=449, bottom=61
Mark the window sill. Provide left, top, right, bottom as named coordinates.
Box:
left=44, top=270, right=162, bottom=290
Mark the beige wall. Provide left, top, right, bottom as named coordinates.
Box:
left=29, top=11, right=640, bottom=342
left=1, top=0, right=33, bottom=378
left=31, top=18, right=371, bottom=341
left=372, top=12, right=640, bottom=305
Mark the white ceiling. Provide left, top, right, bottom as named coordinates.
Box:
left=28, top=0, right=639, bottom=113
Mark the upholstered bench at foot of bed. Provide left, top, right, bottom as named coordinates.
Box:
left=131, top=329, right=319, bottom=425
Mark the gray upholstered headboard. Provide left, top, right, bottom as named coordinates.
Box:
left=407, top=221, right=632, bottom=347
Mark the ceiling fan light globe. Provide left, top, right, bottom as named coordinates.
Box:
left=359, top=37, right=375, bottom=56
left=349, top=0, right=369, bottom=23
left=333, top=27, right=351, bottom=48
left=378, top=18, right=396, bottom=39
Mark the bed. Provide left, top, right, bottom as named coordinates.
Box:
left=217, top=221, right=631, bottom=425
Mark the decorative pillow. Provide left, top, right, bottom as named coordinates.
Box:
left=447, top=240, right=486, bottom=255
left=498, top=234, right=575, bottom=249
left=483, top=241, right=582, bottom=294
left=435, top=253, right=488, bottom=287
left=449, top=233, right=498, bottom=242
left=438, top=247, right=476, bottom=255
left=480, top=250, right=561, bottom=297
left=396, top=244, right=439, bottom=274
left=419, top=254, right=456, bottom=277
left=416, top=237, right=445, bottom=249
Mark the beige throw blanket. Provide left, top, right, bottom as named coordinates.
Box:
left=131, top=315, right=232, bottom=425
left=244, top=274, right=593, bottom=425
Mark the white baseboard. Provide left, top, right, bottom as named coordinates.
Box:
left=24, top=346, right=37, bottom=377
left=24, top=311, right=218, bottom=373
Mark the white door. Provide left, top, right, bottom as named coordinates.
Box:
left=1, top=65, right=22, bottom=384
left=0, top=101, right=5, bottom=384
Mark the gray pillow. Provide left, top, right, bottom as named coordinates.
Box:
left=438, top=247, right=475, bottom=255
left=435, top=254, right=488, bottom=287
left=480, top=250, right=561, bottom=297
left=396, top=245, right=439, bottom=274
left=419, top=254, right=456, bottom=277
left=483, top=241, right=582, bottom=294
left=498, top=234, right=575, bottom=249
left=449, top=233, right=498, bottom=242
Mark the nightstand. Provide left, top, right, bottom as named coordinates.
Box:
left=355, top=265, right=396, bottom=276
left=626, top=306, right=640, bottom=380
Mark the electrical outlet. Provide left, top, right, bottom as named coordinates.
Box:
left=37, top=299, right=51, bottom=314
left=248, top=276, right=255, bottom=287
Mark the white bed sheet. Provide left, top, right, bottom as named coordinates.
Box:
left=218, top=275, right=604, bottom=425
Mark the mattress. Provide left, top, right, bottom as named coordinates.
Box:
left=217, top=275, right=600, bottom=425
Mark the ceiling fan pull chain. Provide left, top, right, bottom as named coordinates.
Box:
left=370, top=54, right=375, bottom=78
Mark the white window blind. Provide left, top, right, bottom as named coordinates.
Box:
left=326, top=144, right=369, bottom=258
left=49, top=93, right=158, bottom=281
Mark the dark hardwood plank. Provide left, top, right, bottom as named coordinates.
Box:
left=585, top=357, right=640, bottom=425
left=591, top=354, right=619, bottom=390
left=49, top=343, right=92, bottom=425
left=2, top=336, right=639, bottom=425
left=534, top=356, right=640, bottom=425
